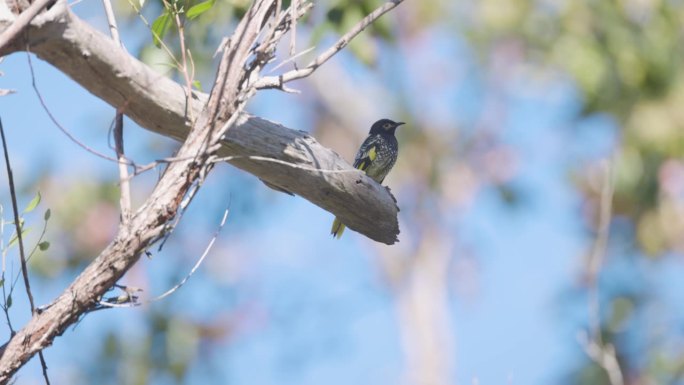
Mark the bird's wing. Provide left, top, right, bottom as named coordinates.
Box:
left=352, top=135, right=380, bottom=171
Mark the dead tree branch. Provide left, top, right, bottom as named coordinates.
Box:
left=0, top=0, right=404, bottom=380
left=0, top=0, right=399, bottom=244
left=0, top=0, right=53, bottom=51
left=0, top=0, right=276, bottom=380
left=254, top=0, right=404, bottom=90
left=101, top=0, right=132, bottom=223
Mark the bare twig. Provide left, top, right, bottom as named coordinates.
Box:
left=120, top=135, right=367, bottom=183
left=289, top=0, right=298, bottom=57
left=268, top=46, right=314, bottom=73
left=0, top=119, right=51, bottom=384
left=0, top=279, right=15, bottom=337
left=169, top=1, right=194, bottom=102
left=155, top=175, right=203, bottom=253
left=119, top=151, right=363, bottom=187
left=26, top=52, right=122, bottom=164
left=151, top=207, right=229, bottom=301
left=9, top=212, right=49, bottom=294
left=579, top=158, right=623, bottom=385
left=1, top=205, right=6, bottom=276
left=0, top=0, right=55, bottom=51
left=112, top=112, right=131, bottom=223
left=212, top=154, right=362, bottom=174
left=587, top=159, right=615, bottom=339
left=255, top=0, right=404, bottom=89
left=577, top=331, right=624, bottom=385
left=101, top=0, right=121, bottom=43
left=99, top=207, right=229, bottom=308
left=102, top=0, right=132, bottom=223
left=0, top=203, right=16, bottom=335
left=0, top=120, right=36, bottom=313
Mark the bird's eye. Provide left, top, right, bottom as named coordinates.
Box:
left=383, top=123, right=391, bottom=129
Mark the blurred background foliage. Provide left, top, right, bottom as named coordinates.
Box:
left=4, top=0, right=684, bottom=384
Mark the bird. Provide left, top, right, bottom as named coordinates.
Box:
left=331, top=118, right=404, bottom=239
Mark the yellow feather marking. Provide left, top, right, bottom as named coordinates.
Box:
left=331, top=217, right=346, bottom=239
left=333, top=145, right=376, bottom=238
left=356, top=146, right=376, bottom=171
left=368, top=146, right=377, bottom=161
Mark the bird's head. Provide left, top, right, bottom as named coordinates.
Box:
left=369, top=119, right=405, bottom=135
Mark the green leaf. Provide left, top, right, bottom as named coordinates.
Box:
left=38, top=241, right=50, bottom=251
left=151, top=11, right=172, bottom=48
left=192, top=80, right=202, bottom=90
left=6, top=294, right=11, bottom=308
left=187, top=0, right=214, bottom=20
left=0, top=278, right=4, bottom=287
left=23, top=191, right=41, bottom=214
left=44, top=208, right=51, bottom=221
left=8, top=228, right=31, bottom=248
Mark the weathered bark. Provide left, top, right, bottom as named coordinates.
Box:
left=0, top=0, right=400, bottom=244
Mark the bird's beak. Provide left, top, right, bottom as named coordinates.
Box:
left=396, top=122, right=406, bottom=127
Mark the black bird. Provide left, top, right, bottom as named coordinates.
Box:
left=331, top=118, right=404, bottom=238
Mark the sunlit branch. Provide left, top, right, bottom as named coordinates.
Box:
left=254, top=0, right=404, bottom=90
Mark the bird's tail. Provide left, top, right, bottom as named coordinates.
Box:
left=331, top=217, right=346, bottom=239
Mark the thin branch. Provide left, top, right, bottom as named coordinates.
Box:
left=26, top=51, right=122, bottom=164
left=10, top=212, right=49, bottom=293
left=0, top=203, right=16, bottom=335
left=577, top=331, right=624, bottom=385
left=113, top=111, right=132, bottom=223
left=155, top=176, right=202, bottom=252
left=268, top=46, right=314, bottom=73
left=151, top=207, right=228, bottom=301
left=289, top=0, right=298, bottom=57
left=579, top=158, right=623, bottom=385
left=0, top=277, right=15, bottom=337
left=118, top=150, right=364, bottom=186
left=101, top=0, right=132, bottom=224
left=99, top=207, right=230, bottom=308
left=587, top=159, right=615, bottom=340
left=212, top=154, right=362, bottom=174
left=0, top=120, right=36, bottom=313
left=101, top=0, right=121, bottom=43
left=1, top=205, right=6, bottom=275
left=254, top=0, right=404, bottom=89
left=170, top=1, right=194, bottom=100
left=0, top=119, right=51, bottom=384
left=0, top=0, right=55, bottom=51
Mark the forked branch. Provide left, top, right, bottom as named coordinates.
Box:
left=3, top=0, right=400, bottom=243
left=0, top=0, right=404, bottom=379
left=255, top=0, right=404, bottom=89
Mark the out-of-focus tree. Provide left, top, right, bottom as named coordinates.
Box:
left=460, top=1, right=684, bottom=384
